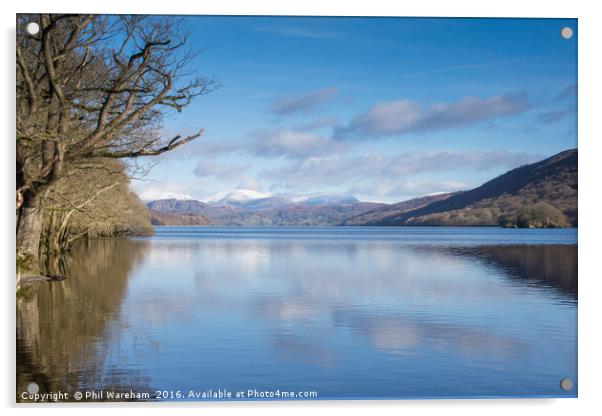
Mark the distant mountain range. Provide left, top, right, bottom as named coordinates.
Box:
left=147, top=149, right=577, bottom=228
left=147, top=193, right=382, bottom=226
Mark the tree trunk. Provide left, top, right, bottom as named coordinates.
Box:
left=16, top=202, right=44, bottom=273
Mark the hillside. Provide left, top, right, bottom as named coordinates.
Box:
left=342, top=193, right=455, bottom=225
left=215, top=202, right=385, bottom=226
left=147, top=197, right=386, bottom=226
left=149, top=210, right=211, bottom=226
left=146, top=199, right=212, bottom=214
left=371, top=149, right=577, bottom=227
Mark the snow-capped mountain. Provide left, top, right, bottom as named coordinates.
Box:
left=147, top=191, right=386, bottom=226
left=206, top=189, right=273, bottom=205
left=205, top=190, right=361, bottom=208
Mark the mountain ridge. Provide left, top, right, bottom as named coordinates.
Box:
left=145, top=149, right=577, bottom=228
left=147, top=195, right=386, bottom=226
left=371, top=148, right=577, bottom=227
left=342, top=193, right=456, bottom=225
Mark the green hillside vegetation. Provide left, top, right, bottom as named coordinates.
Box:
left=372, top=149, right=577, bottom=228
left=342, top=193, right=454, bottom=225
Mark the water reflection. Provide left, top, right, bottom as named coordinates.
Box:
left=450, top=245, right=577, bottom=298
left=334, top=308, right=530, bottom=359
left=16, top=239, right=151, bottom=401
left=16, top=229, right=578, bottom=400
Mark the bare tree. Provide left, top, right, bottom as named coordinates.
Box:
left=16, top=14, right=216, bottom=272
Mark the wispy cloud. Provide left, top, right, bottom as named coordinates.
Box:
left=196, top=127, right=346, bottom=160
left=268, top=87, right=338, bottom=116
left=189, top=139, right=240, bottom=157
left=557, top=83, right=577, bottom=101
left=399, top=54, right=560, bottom=79
left=340, top=53, right=563, bottom=91
left=193, top=159, right=250, bottom=179
left=294, top=116, right=338, bottom=132
left=536, top=109, right=571, bottom=124
left=524, top=84, right=575, bottom=130
left=262, top=150, right=542, bottom=196
left=249, top=128, right=347, bottom=159
left=348, top=178, right=469, bottom=199
left=334, top=93, right=531, bottom=140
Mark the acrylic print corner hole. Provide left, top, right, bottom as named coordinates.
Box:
left=561, top=26, right=574, bottom=39
left=16, top=14, right=577, bottom=403
left=25, top=21, right=40, bottom=35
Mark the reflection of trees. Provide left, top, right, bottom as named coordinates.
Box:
left=446, top=245, right=577, bottom=299
left=17, top=238, right=151, bottom=401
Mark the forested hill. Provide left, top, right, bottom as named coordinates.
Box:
left=368, top=149, right=577, bottom=227
left=147, top=199, right=212, bottom=214
left=341, top=193, right=455, bottom=225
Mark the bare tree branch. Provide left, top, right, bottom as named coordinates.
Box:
left=16, top=14, right=217, bottom=261
left=96, top=129, right=204, bottom=158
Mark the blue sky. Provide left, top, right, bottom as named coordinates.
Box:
left=132, top=16, right=577, bottom=203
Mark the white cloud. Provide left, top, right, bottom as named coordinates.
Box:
left=193, top=159, right=249, bottom=179
left=237, top=177, right=263, bottom=191
left=334, top=93, right=531, bottom=139
left=195, top=128, right=347, bottom=160
left=262, top=150, right=542, bottom=198
left=268, top=87, right=338, bottom=116
left=348, top=179, right=469, bottom=199
left=250, top=128, right=347, bottom=159
left=294, top=116, right=338, bottom=132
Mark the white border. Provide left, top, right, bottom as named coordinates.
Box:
left=2, top=1, right=601, bottom=415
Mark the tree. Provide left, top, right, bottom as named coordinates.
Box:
left=16, top=14, right=216, bottom=272
left=516, top=202, right=569, bottom=228
left=40, top=158, right=153, bottom=256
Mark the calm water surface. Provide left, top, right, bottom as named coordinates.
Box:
left=17, top=227, right=577, bottom=400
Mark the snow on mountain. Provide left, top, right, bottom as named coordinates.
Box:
left=136, top=189, right=195, bottom=202
left=206, top=189, right=273, bottom=205
left=203, top=190, right=363, bottom=208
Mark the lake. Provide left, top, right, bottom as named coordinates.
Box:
left=17, top=227, right=578, bottom=401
